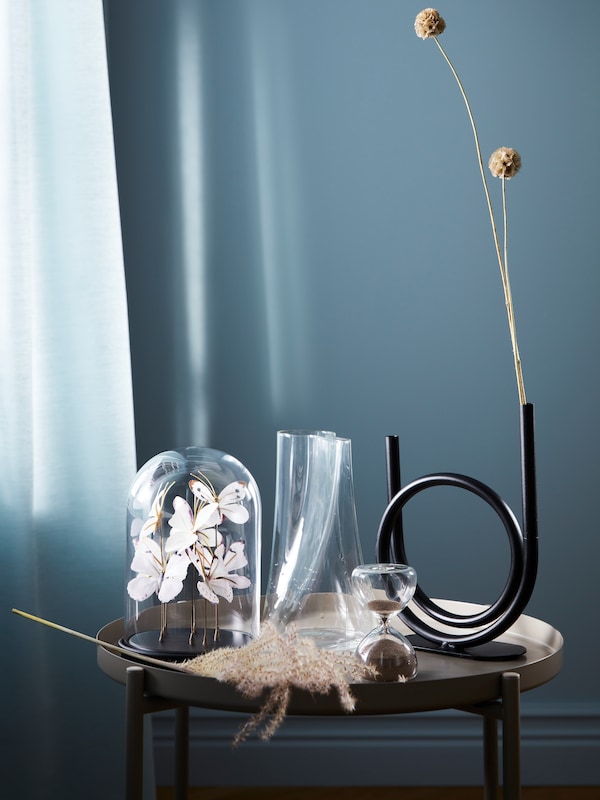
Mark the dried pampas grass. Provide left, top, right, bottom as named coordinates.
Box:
left=184, top=623, right=375, bottom=744
left=12, top=609, right=374, bottom=746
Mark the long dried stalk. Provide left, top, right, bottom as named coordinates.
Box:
left=429, top=31, right=527, bottom=405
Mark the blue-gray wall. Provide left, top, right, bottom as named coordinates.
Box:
left=105, top=0, right=599, bottom=785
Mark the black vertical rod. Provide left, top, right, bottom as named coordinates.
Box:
left=519, top=402, right=538, bottom=610
left=385, top=435, right=401, bottom=501
left=385, top=435, right=403, bottom=563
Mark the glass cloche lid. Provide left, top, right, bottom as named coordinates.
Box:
left=123, top=446, right=261, bottom=659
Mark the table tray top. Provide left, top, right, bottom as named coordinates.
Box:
left=97, top=602, right=563, bottom=716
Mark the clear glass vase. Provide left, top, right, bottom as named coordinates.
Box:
left=264, top=430, right=370, bottom=650
left=123, top=446, right=261, bottom=658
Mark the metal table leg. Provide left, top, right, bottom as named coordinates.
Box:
left=462, top=669, right=522, bottom=800
left=502, top=671, right=521, bottom=800
left=174, top=706, right=189, bottom=800
left=126, top=666, right=145, bottom=800
left=483, top=714, right=499, bottom=800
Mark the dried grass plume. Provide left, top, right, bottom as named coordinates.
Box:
left=185, top=622, right=376, bottom=744
left=10, top=609, right=377, bottom=747
left=415, top=8, right=446, bottom=39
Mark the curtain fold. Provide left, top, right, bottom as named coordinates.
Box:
left=0, top=2, right=137, bottom=797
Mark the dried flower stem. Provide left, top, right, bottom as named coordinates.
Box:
left=432, top=36, right=526, bottom=404
left=501, top=178, right=526, bottom=404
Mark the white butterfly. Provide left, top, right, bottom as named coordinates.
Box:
left=127, top=535, right=193, bottom=604
left=165, top=496, right=221, bottom=553
left=127, top=536, right=164, bottom=601
left=189, top=479, right=250, bottom=528
left=194, top=541, right=251, bottom=604
left=165, top=497, right=200, bottom=552
left=157, top=551, right=191, bottom=603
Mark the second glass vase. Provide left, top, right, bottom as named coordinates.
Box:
left=264, top=430, right=370, bottom=650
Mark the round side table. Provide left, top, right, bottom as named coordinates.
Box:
left=97, top=600, right=563, bottom=800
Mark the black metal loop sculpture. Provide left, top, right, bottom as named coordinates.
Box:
left=376, top=403, right=538, bottom=659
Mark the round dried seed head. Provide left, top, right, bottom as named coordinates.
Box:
left=415, top=8, right=446, bottom=39
left=488, top=147, right=522, bottom=179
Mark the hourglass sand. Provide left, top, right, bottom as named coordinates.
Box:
left=351, top=563, right=418, bottom=682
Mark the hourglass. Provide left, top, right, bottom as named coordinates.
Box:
left=351, top=563, right=418, bottom=681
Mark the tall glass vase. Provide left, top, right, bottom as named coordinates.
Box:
left=264, top=430, right=370, bottom=650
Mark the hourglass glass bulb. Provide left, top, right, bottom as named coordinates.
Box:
left=352, top=563, right=418, bottom=682
left=368, top=598, right=402, bottom=625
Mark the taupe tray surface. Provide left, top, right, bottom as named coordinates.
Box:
left=97, top=602, right=563, bottom=717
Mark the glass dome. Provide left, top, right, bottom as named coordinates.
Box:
left=123, top=447, right=261, bottom=658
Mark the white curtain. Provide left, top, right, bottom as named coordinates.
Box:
left=0, top=2, right=137, bottom=797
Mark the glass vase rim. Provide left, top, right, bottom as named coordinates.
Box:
left=353, top=563, right=416, bottom=575
left=277, top=429, right=350, bottom=441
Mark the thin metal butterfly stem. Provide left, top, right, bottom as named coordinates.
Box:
left=188, top=594, right=196, bottom=646
left=159, top=536, right=167, bottom=641
left=159, top=602, right=167, bottom=641
left=214, top=604, right=220, bottom=642
left=202, top=599, right=208, bottom=647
